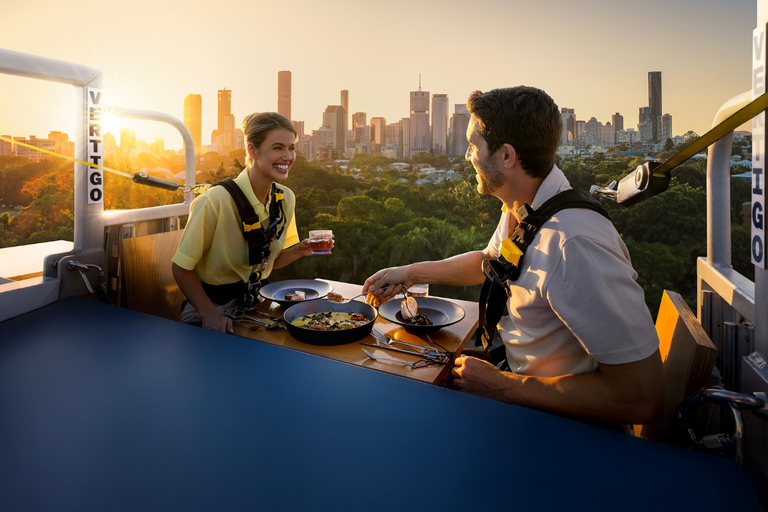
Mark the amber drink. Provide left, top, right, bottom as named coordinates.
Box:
left=407, top=284, right=429, bottom=297
left=309, top=230, right=333, bottom=255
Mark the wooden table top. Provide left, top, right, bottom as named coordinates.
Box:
left=233, top=279, right=480, bottom=385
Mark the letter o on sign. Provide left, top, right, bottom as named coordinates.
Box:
left=753, top=235, right=764, bottom=263
left=90, top=188, right=102, bottom=202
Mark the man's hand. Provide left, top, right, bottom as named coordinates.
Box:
left=451, top=355, right=506, bottom=398
left=362, top=266, right=412, bottom=307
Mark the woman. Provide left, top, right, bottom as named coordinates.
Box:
left=172, top=112, right=326, bottom=333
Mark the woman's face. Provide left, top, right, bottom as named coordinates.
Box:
left=249, top=128, right=296, bottom=182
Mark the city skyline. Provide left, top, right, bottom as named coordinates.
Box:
left=0, top=0, right=756, bottom=151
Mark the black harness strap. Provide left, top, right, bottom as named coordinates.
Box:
left=474, top=189, right=610, bottom=368
left=210, top=178, right=287, bottom=307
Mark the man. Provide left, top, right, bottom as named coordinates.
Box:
left=363, top=86, right=664, bottom=426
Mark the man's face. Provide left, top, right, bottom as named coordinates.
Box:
left=465, top=116, right=506, bottom=195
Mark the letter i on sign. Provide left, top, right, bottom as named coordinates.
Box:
left=87, top=87, right=104, bottom=205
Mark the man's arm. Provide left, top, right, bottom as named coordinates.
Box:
left=452, top=349, right=665, bottom=424
left=362, top=249, right=490, bottom=302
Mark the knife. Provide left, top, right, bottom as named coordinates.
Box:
left=360, top=342, right=447, bottom=363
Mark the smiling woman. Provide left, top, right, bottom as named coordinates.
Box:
left=171, top=112, right=332, bottom=334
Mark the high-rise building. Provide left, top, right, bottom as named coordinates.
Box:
left=311, top=126, right=334, bottom=160
left=648, top=71, right=662, bottom=142
left=638, top=106, right=652, bottom=142
left=291, top=120, right=304, bottom=138
left=323, top=105, right=347, bottom=154
left=400, top=118, right=410, bottom=159
left=560, top=108, right=575, bottom=146
left=387, top=123, right=400, bottom=148
left=370, top=117, right=387, bottom=155
left=278, top=71, right=291, bottom=120
left=352, top=112, right=367, bottom=128
left=409, top=79, right=430, bottom=157
left=574, top=120, right=586, bottom=147
left=450, top=112, right=470, bottom=156
left=602, top=122, right=614, bottom=146
left=120, top=128, right=136, bottom=150
left=215, top=88, right=236, bottom=152
left=218, top=88, right=231, bottom=132
left=612, top=112, right=624, bottom=134
left=659, top=114, right=673, bottom=143
left=48, top=131, right=74, bottom=157
left=340, top=90, right=349, bottom=126
left=585, top=117, right=602, bottom=147
left=183, top=94, right=202, bottom=154
left=431, top=94, right=448, bottom=155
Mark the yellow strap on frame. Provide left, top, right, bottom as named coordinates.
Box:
left=0, top=135, right=210, bottom=194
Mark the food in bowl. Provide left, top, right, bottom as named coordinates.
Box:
left=285, top=290, right=307, bottom=301
left=400, top=297, right=433, bottom=326
left=291, top=311, right=372, bottom=331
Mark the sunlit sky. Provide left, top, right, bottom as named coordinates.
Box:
left=0, top=0, right=758, bottom=151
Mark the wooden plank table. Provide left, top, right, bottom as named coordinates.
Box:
left=233, top=279, right=479, bottom=385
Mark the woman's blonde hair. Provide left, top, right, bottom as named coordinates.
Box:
left=242, top=112, right=297, bottom=166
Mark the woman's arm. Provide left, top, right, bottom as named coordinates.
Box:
left=172, top=263, right=233, bottom=333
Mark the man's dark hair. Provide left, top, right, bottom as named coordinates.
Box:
left=467, top=86, right=562, bottom=179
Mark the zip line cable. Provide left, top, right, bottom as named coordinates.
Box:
left=0, top=135, right=210, bottom=194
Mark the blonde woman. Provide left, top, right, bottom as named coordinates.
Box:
left=172, top=112, right=327, bottom=333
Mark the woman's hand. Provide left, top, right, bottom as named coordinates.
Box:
left=200, top=310, right=234, bottom=334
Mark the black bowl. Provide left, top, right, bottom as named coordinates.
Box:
left=378, top=297, right=465, bottom=334
left=259, top=279, right=333, bottom=306
left=283, top=298, right=377, bottom=346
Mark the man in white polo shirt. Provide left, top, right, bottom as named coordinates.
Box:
left=363, top=86, right=664, bottom=426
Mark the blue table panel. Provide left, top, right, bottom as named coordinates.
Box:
left=0, top=298, right=761, bottom=511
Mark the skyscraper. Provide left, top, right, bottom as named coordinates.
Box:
left=214, top=88, right=236, bottom=152
left=323, top=105, right=347, bottom=154
left=450, top=111, right=470, bottom=156
left=612, top=112, right=624, bottom=134
left=340, top=90, right=349, bottom=126
left=400, top=118, right=410, bottom=159
left=431, top=94, right=448, bottom=155
left=560, top=108, right=575, bottom=146
left=409, top=78, right=430, bottom=158
left=278, top=71, right=291, bottom=120
left=659, top=114, right=673, bottom=143
left=370, top=117, right=387, bottom=155
left=183, top=94, right=202, bottom=154
left=218, top=88, right=231, bottom=132
left=648, top=71, right=662, bottom=143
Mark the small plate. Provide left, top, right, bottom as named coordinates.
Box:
left=259, top=279, right=333, bottom=306
left=378, top=296, right=465, bottom=334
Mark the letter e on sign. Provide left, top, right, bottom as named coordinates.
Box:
left=87, top=87, right=104, bottom=205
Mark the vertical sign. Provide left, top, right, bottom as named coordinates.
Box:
left=87, top=87, right=103, bottom=204
left=753, top=24, right=767, bottom=267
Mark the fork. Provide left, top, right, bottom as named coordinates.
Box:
left=370, top=330, right=447, bottom=361
left=362, top=348, right=430, bottom=369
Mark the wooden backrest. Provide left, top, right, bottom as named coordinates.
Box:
left=120, top=230, right=184, bottom=322
left=634, top=290, right=717, bottom=441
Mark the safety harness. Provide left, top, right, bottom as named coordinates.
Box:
left=475, top=189, right=610, bottom=367
left=204, top=178, right=286, bottom=309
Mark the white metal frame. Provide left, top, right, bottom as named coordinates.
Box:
left=0, top=49, right=195, bottom=321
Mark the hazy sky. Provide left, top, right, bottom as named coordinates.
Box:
left=0, top=0, right=758, bottom=150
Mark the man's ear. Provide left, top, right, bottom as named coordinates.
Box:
left=500, top=143, right=517, bottom=169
